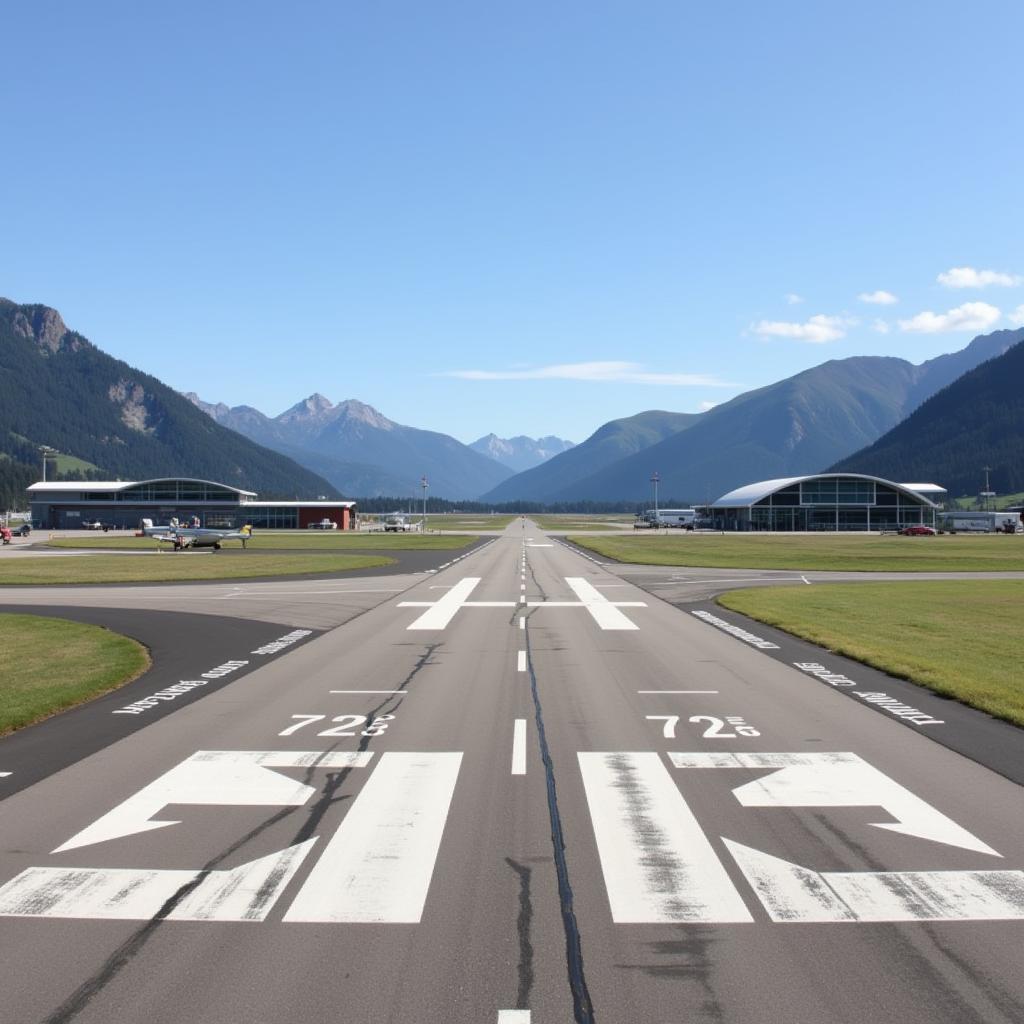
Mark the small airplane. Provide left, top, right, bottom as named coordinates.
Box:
left=138, top=518, right=253, bottom=551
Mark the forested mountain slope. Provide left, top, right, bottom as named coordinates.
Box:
left=0, top=299, right=338, bottom=506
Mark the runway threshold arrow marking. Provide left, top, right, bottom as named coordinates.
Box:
left=53, top=751, right=374, bottom=853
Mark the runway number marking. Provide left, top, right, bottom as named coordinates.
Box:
left=279, top=714, right=395, bottom=737
left=689, top=715, right=760, bottom=738
left=646, top=715, right=679, bottom=738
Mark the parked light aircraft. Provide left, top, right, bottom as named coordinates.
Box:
left=138, top=519, right=253, bottom=551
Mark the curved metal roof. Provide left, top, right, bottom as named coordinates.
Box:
left=712, top=473, right=939, bottom=509
left=28, top=478, right=257, bottom=497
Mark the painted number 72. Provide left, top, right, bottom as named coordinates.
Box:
left=645, top=715, right=760, bottom=738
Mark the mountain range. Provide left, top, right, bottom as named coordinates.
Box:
left=186, top=394, right=516, bottom=499
left=832, top=335, right=1024, bottom=496
left=480, top=330, right=1019, bottom=503
left=468, top=434, right=575, bottom=472
left=0, top=299, right=338, bottom=508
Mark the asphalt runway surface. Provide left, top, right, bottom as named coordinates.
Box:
left=0, top=522, right=1022, bottom=1023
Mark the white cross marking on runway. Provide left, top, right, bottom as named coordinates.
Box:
left=398, top=576, right=646, bottom=630
left=563, top=577, right=642, bottom=630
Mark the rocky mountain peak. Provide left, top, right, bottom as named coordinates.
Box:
left=279, top=393, right=336, bottom=423
left=2, top=300, right=85, bottom=355
left=335, top=399, right=396, bottom=431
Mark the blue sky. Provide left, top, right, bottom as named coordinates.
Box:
left=3, top=1, right=1022, bottom=444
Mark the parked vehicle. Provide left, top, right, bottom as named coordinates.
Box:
left=1, top=528, right=12, bottom=545
left=13, top=523, right=31, bottom=537
left=307, top=519, right=338, bottom=530
left=900, top=525, right=936, bottom=536
left=642, top=508, right=697, bottom=529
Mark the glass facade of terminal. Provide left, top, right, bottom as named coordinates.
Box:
left=713, top=476, right=936, bottom=531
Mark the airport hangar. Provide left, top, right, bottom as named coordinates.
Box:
left=27, top=479, right=357, bottom=530
left=709, top=473, right=944, bottom=531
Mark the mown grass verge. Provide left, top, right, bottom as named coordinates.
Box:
left=422, top=515, right=517, bottom=531
left=718, top=581, right=1024, bottom=727
left=47, top=533, right=474, bottom=551
left=569, top=533, right=1024, bottom=572
left=531, top=515, right=632, bottom=531
left=0, top=614, right=150, bottom=734
left=0, top=553, right=395, bottom=585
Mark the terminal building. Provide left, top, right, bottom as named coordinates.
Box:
left=710, top=474, right=942, bottom=531
left=27, top=478, right=357, bottom=530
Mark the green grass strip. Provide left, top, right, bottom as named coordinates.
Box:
left=0, top=614, right=150, bottom=734
left=0, top=553, right=395, bottom=585
left=47, top=533, right=474, bottom=551
left=570, top=533, right=1024, bottom=572
left=718, top=581, right=1024, bottom=727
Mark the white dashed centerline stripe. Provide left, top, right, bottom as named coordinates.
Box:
left=511, top=720, right=527, bottom=775
left=330, top=690, right=407, bottom=694
left=519, top=617, right=525, bottom=630
left=517, top=651, right=527, bottom=672
left=498, top=1012, right=530, bottom=1024
left=637, top=690, right=719, bottom=694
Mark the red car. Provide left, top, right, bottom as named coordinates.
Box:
left=900, top=525, right=936, bottom=536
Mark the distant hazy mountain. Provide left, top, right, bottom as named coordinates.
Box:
left=469, top=433, right=575, bottom=472
left=481, top=410, right=698, bottom=503
left=482, top=331, right=1016, bottom=503
left=831, top=332, right=1024, bottom=495
left=0, top=298, right=340, bottom=506
left=188, top=393, right=513, bottom=499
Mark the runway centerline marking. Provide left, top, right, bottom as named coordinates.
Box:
left=637, top=690, right=719, bottom=694
left=330, top=690, right=407, bottom=694
left=517, top=651, right=527, bottom=672
left=511, top=720, right=527, bottom=775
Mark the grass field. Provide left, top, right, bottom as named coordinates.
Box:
left=0, top=614, right=149, bottom=734
left=531, top=515, right=633, bottom=531
left=422, top=515, right=517, bottom=531
left=718, top=581, right=1024, bottom=727
left=48, top=533, right=474, bottom=552
left=569, top=533, right=1024, bottom=572
left=0, top=552, right=395, bottom=585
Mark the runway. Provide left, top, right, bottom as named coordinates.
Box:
left=0, top=521, right=1021, bottom=1023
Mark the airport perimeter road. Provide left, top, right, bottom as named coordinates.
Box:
left=1, top=522, right=1022, bottom=1024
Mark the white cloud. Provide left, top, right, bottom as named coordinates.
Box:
left=750, top=314, right=853, bottom=344
left=784, top=293, right=804, bottom=305
left=898, top=301, right=1001, bottom=334
left=872, top=319, right=891, bottom=334
left=438, top=361, right=731, bottom=386
left=937, top=266, right=1022, bottom=289
left=1009, top=305, right=1024, bottom=326
left=858, top=290, right=898, bottom=305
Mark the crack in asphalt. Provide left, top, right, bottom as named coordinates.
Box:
left=524, top=617, right=596, bottom=1024
left=505, top=857, right=535, bottom=1008
left=41, top=641, right=442, bottom=1024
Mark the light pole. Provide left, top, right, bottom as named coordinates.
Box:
left=39, top=445, right=58, bottom=482
left=650, top=471, right=660, bottom=528
left=981, top=465, right=995, bottom=511
left=421, top=476, right=428, bottom=530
